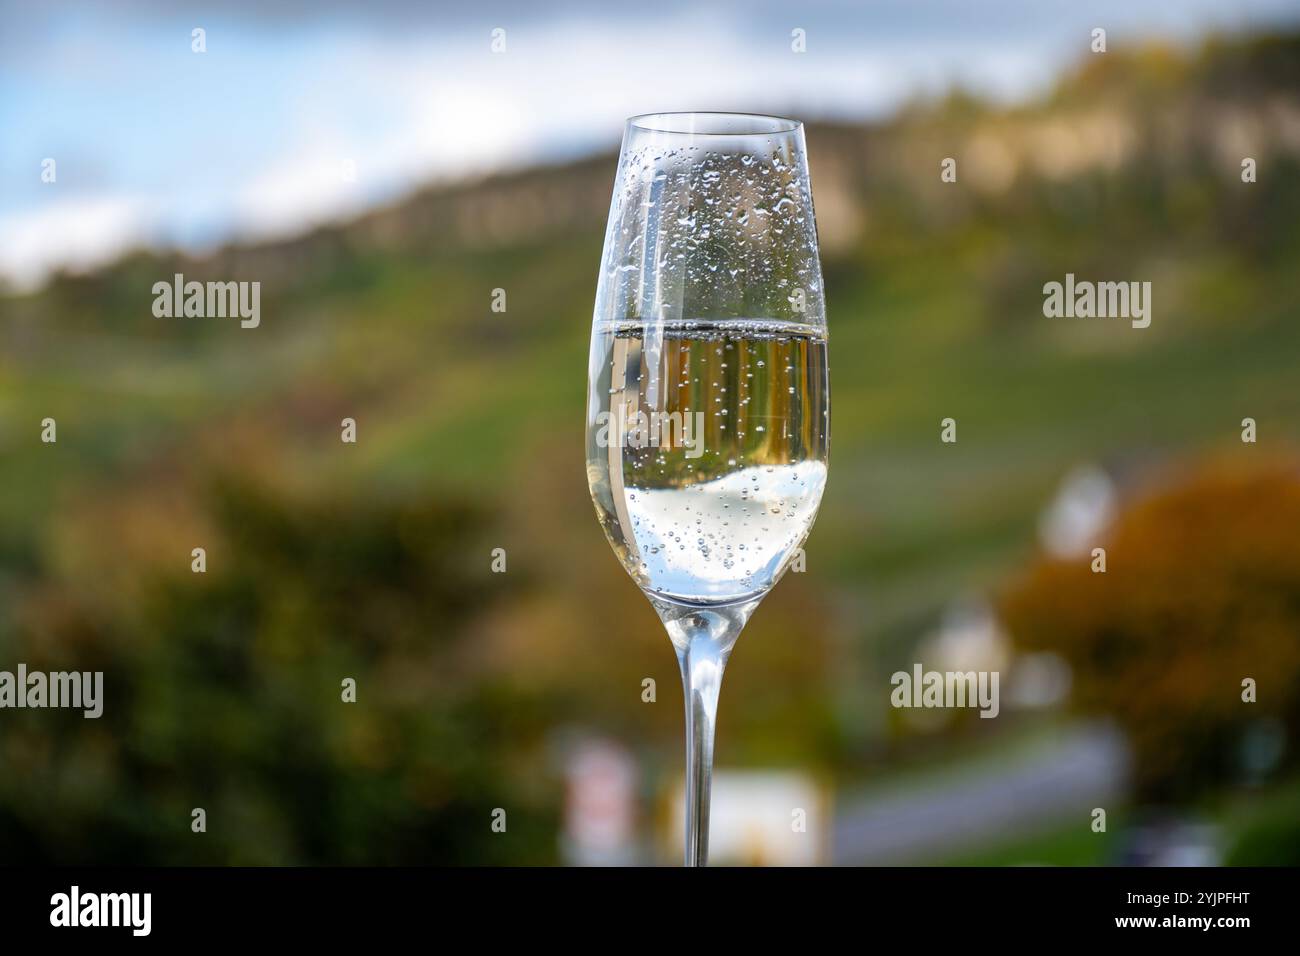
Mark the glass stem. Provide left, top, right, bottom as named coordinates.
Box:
left=656, top=599, right=756, bottom=867
left=678, top=632, right=727, bottom=867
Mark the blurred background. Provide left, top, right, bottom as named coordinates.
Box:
left=2, top=0, right=1300, bottom=865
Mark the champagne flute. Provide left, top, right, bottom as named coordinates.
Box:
left=585, top=112, right=829, bottom=866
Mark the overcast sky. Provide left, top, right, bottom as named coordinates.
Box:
left=2, top=0, right=1297, bottom=289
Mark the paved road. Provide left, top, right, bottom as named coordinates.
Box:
left=832, top=723, right=1129, bottom=864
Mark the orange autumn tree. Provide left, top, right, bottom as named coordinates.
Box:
left=1000, top=460, right=1300, bottom=802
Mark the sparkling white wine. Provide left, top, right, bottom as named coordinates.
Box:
left=587, top=318, right=829, bottom=605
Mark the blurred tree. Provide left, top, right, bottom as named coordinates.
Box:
left=0, top=472, right=559, bottom=864
left=1000, top=460, right=1300, bottom=802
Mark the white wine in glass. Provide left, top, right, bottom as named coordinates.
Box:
left=585, top=112, right=829, bottom=866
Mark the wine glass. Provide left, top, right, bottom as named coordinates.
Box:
left=585, top=112, right=829, bottom=866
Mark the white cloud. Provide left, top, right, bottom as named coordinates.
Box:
left=0, top=196, right=156, bottom=292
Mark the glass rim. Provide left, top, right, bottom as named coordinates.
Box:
left=626, top=111, right=802, bottom=136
